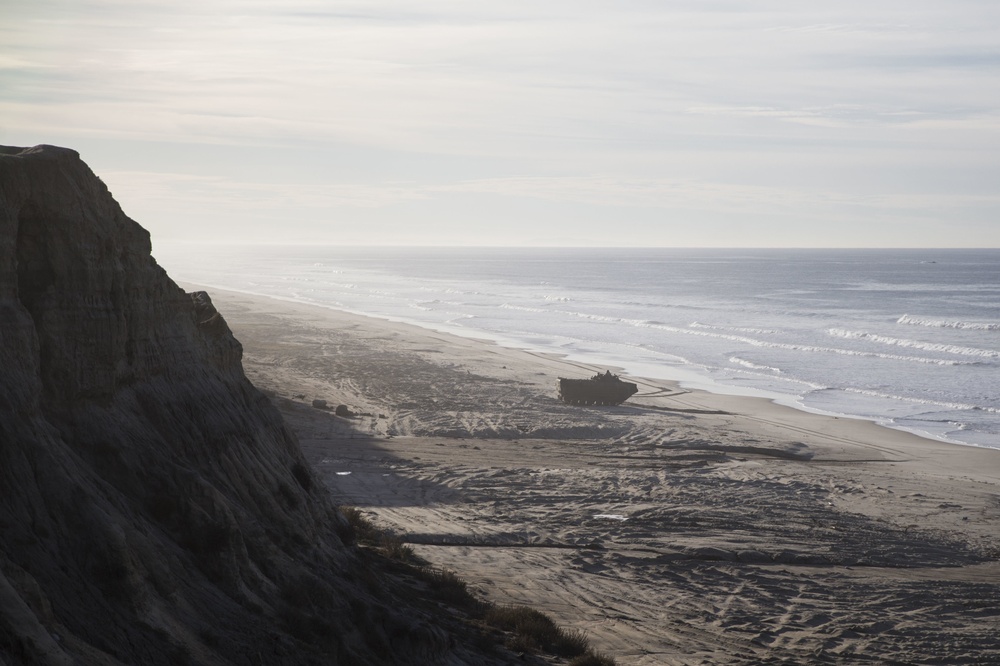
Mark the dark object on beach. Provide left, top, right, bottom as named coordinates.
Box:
left=335, top=404, right=353, bottom=417
left=558, top=371, right=638, bottom=406
left=312, top=398, right=328, bottom=409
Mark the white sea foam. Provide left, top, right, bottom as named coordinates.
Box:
left=897, top=314, right=1000, bottom=331
left=552, top=310, right=974, bottom=365
left=692, top=322, right=778, bottom=335
left=151, top=244, right=1000, bottom=448
left=500, top=303, right=546, bottom=313
left=841, top=387, right=1000, bottom=414
left=729, top=357, right=782, bottom=373
left=829, top=328, right=1000, bottom=359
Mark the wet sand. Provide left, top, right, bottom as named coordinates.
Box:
left=198, top=285, right=1000, bottom=665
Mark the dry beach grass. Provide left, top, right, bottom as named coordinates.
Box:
left=194, top=285, right=1000, bottom=665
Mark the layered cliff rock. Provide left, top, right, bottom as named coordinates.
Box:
left=0, top=145, right=451, bottom=664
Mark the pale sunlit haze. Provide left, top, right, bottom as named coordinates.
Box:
left=2, top=1, right=998, bottom=246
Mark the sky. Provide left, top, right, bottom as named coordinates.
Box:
left=2, top=1, right=999, bottom=247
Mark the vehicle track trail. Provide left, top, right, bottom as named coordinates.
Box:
left=213, top=287, right=1000, bottom=666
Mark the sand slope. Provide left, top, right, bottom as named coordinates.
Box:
left=200, top=286, right=1000, bottom=665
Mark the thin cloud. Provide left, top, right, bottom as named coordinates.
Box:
left=2, top=0, right=999, bottom=246
left=105, top=171, right=1000, bottom=215
left=762, top=24, right=914, bottom=34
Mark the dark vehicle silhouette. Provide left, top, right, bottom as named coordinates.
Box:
left=558, top=371, right=638, bottom=405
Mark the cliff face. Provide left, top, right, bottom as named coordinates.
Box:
left=0, top=146, right=443, bottom=665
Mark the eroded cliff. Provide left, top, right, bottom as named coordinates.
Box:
left=0, top=145, right=451, bottom=665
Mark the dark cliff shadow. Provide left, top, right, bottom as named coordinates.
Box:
left=264, top=394, right=465, bottom=509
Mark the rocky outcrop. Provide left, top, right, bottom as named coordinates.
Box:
left=0, top=146, right=450, bottom=664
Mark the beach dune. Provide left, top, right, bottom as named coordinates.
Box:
left=204, top=285, right=1000, bottom=665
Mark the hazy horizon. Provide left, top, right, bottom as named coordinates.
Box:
left=154, top=240, right=998, bottom=250
left=3, top=1, right=999, bottom=248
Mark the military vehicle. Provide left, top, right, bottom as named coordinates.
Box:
left=558, top=371, right=638, bottom=405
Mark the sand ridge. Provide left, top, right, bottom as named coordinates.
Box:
left=197, top=285, right=1000, bottom=665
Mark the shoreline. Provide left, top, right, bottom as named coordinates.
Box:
left=187, top=279, right=1000, bottom=498
left=184, top=280, right=992, bottom=453
left=194, top=281, right=1000, bottom=665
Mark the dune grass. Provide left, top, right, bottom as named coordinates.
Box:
left=484, top=604, right=590, bottom=657
left=340, top=506, right=414, bottom=561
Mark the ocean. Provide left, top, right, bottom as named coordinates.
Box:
left=153, top=245, right=1000, bottom=449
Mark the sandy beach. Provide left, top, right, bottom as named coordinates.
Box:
left=196, top=285, right=1000, bottom=665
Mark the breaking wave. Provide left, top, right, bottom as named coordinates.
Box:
left=829, top=329, right=1000, bottom=359
left=897, top=314, right=1000, bottom=331
left=841, top=388, right=1000, bottom=414
left=549, top=309, right=975, bottom=365
left=691, top=322, right=778, bottom=335
left=500, top=303, right=546, bottom=314
left=729, top=357, right=782, bottom=373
